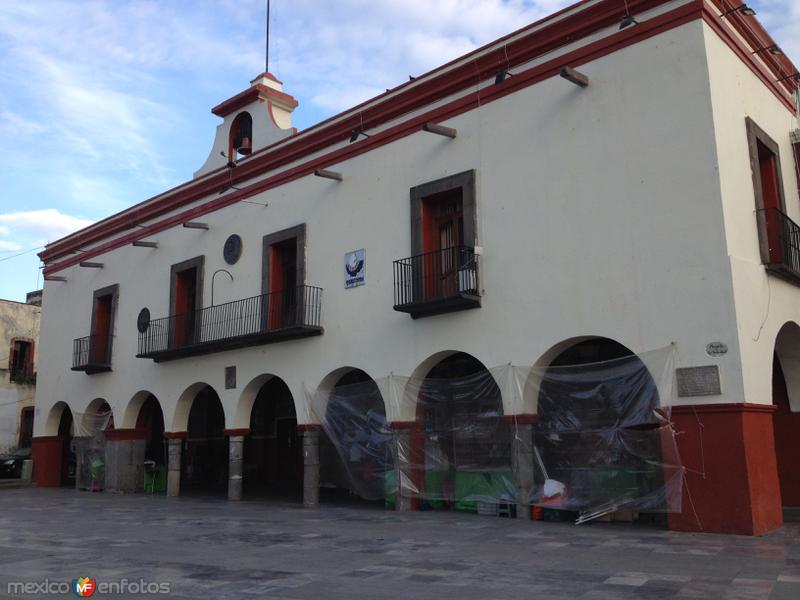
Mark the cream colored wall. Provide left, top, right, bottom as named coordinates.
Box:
left=0, top=299, right=40, bottom=452
left=703, top=20, right=800, bottom=409
left=36, top=19, right=744, bottom=436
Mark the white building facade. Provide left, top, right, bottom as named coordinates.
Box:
left=33, top=0, right=800, bottom=535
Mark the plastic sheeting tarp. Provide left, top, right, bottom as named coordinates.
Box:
left=72, top=408, right=113, bottom=490
left=308, top=347, right=682, bottom=521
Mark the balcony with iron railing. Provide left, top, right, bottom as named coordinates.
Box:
left=136, top=285, right=323, bottom=362
left=758, top=208, right=800, bottom=283
left=72, top=334, right=113, bottom=374
left=393, top=246, right=480, bottom=318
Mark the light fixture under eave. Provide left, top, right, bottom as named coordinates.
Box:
left=753, top=45, right=783, bottom=56
left=349, top=129, right=371, bottom=143
left=776, top=73, right=800, bottom=85
left=619, top=14, right=639, bottom=29
left=720, top=3, right=756, bottom=18
left=495, top=70, right=513, bottom=85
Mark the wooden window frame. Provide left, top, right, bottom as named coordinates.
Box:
left=747, top=117, right=787, bottom=265
left=169, top=256, right=204, bottom=347
left=261, top=224, right=307, bottom=295
left=169, top=256, right=205, bottom=315
left=89, top=284, right=119, bottom=366
left=410, top=170, right=477, bottom=256
left=8, top=337, right=34, bottom=383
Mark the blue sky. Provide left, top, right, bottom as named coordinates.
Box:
left=0, top=0, right=798, bottom=302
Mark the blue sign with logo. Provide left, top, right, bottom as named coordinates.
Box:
left=344, top=249, right=365, bottom=288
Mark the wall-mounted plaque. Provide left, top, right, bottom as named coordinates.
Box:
left=225, top=366, right=236, bottom=390
left=136, top=308, right=150, bottom=333
left=223, top=234, right=243, bottom=265
left=676, top=366, right=722, bottom=397
left=706, top=342, right=728, bottom=357
left=344, top=249, right=366, bottom=288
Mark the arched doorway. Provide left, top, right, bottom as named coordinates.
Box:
left=58, top=405, right=75, bottom=487
left=137, top=395, right=166, bottom=466
left=33, top=402, right=76, bottom=488
left=535, top=337, right=667, bottom=523
left=319, top=369, right=391, bottom=507
left=136, top=394, right=166, bottom=493
left=772, top=322, right=800, bottom=518
left=243, top=377, right=301, bottom=500
left=413, top=352, right=511, bottom=512
left=76, top=399, right=112, bottom=491
left=182, top=385, right=227, bottom=495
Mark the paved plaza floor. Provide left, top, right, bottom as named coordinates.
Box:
left=1, top=488, right=799, bottom=599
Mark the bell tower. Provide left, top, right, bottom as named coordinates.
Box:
left=194, top=72, right=298, bottom=178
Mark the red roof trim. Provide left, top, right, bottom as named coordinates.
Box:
left=43, top=1, right=701, bottom=276
left=702, top=3, right=797, bottom=113
left=40, top=0, right=797, bottom=267
left=211, top=84, right=298, bottom=117
left=39, top=0, right=675, bottom=264
left=707, top=0, right=798, bottom=94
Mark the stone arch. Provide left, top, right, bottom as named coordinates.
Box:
left=172, top=382, right=218, bottom=433
left=239, top=374, right=301, bottom=499
left=234, top=374, right=280, bottom=430
left=315, top=367, right=391, bottom=505
left=121, top=390, right=158, bottom=429
left=401, top=350, right=504, bottom=422
left=771, top=321, right=800, bottom=509
left=36, top=402, right=75, bottom=488
left=80, top=398, right=112, bottom=435
left=774, top=321, right=800, bottom=412
left=43, top=401, right=72, bottom=436
left=532, top=336, right=669, bottom=518
left=407, top=351, right=509, bottom=511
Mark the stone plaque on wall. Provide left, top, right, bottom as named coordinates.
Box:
left=225, top=366, right=236, bottom=390
left=676, top=366, right=722, bottom=397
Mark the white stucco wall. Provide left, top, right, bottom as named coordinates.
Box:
left=36, top=17, right=751, bottom=436
left=703, top=20, right=800, bottom=408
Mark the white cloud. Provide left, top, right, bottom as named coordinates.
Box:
left=0, top=241, right=22, bottom=252
left=0, top=209, right=94, bottom=244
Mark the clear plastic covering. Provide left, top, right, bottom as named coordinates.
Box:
left=72, top=408, right=113, bottom=491
left=308, top=347, right=683, bottom=522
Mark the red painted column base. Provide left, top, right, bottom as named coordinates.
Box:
left=669, top=403, right=782, bottom=536
left=31, top=436, right=64, bottom=488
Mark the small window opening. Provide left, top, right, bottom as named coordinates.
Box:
left=229, top=112, right=253, bottom=159
left=9, top=340, right=33, bottom=384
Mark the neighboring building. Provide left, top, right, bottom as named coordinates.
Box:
left=0, top=295, right=40, bottom=454
left=32, top=0, right=800, bottom=535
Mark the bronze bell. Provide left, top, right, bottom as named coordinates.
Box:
left=237, top=137, right=252, bottom=155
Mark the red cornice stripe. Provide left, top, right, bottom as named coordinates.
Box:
left=701, top=3, right=797, bottom=114
left=212, top=84, right=298, bottom=117
left=43, top=2, right=703, bottom=276
left=39, top=0, right=672, bottom=264
left=707, top=0, right=798, bottom=95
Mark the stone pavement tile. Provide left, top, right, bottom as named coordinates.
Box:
left=769, top=581, right=800, bottom=600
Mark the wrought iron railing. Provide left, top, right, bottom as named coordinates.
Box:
left=393, top=246, right=479, bottom=308
left=137, top=285, right=323, bottom=356
left=72, top=334, right=113, bottom=370
left=759, top=208, right=800, bottom=277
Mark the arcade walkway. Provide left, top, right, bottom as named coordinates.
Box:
left=2, top=488, right=799, bottom=599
